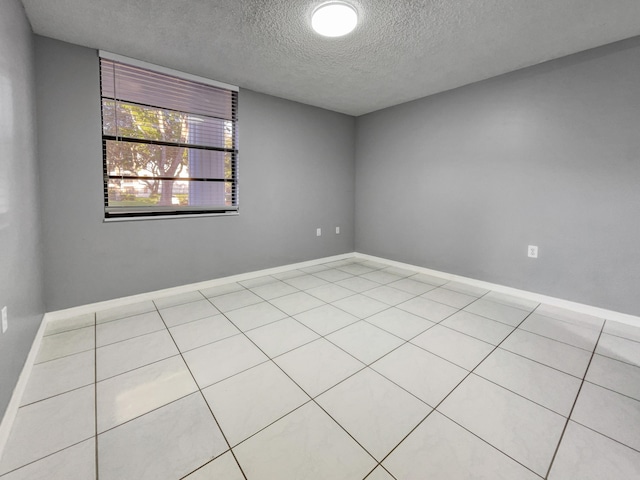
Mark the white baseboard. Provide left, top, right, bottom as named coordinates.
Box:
left=0, top=252, right=356, bottom=462
left=0, top=312, right=48, bottom=465
left=3, top=250, right=638, bottom=464
left=44, top=253, right=355, bottom=321
left=354, top=253, right=640, bottom=327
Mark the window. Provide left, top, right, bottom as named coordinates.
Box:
left=100, top=52, right=238, bottom=219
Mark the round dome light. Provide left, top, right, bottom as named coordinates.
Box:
left=312, top=2, right=358, bottom=37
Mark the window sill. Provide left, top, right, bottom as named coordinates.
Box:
left=103, top=211, right=239, bottom=222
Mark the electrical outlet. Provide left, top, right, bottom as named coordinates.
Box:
left=2, top=306, right=7, bottom=333
left=528, top=245, right=539, bottom=258
left=316, top=228, right=322, bottom=237
left=336, top=226, right=340, bottom=234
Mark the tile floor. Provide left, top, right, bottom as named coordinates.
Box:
left=1, top=258, right=639, bottom=479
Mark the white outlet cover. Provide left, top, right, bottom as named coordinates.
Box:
left=528, top=245, right=539, bottom=258
left=336, top=227, right=340, bottom=234
left=316, top=228, right=322, bottom=237
left=2, top=306, right=7, bottom=333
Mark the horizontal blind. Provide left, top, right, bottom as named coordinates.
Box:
left=100, top=56, right=238, bottom=218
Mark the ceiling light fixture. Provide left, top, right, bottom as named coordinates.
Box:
left=312, top=2, right=358, bottom=37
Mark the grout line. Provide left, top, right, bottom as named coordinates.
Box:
left=216, top=308, right=384, bottom=471
left=567, top=419, right=640, bottom=455
left=495, top=345, right=586, bottom=380
left=376, top=305, right=542, bottom=475
left=0, top=437, right=96, bottom=478
left=543, top=322, right=606, bottom=479
left=93, top=312, right=99, bottom=480
left=156, top=305, right=250, bottom=480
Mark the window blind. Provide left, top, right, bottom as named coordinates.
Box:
left=100, top=54, right=238, bottom=219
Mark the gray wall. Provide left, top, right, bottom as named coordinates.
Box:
left=35, top=36, right=355, bottom=311
left=0, top=1, right=45, bottom=418
left=355, top=37, right=640, bottom=316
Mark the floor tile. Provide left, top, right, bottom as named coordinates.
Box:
left=323, top=259, right=359, bottom=268
left=35, top=326, right=94, bottom=363
left=183, top=334, right=268, bottom=388
left=520, top=313, right=601, bottom=351
left=335, top=276, right=380, bottom=293
left=332, top=294, right=389, bottom=319
left=0, top=386, right=94, bottom=475
left=535, top=304, right=604, bottom=330
left=97, top=356, right=197, bottom=432
left=275, top=338, right=365, bottom=397
left=363, top=285, right=414, bottom=306
left=595, top=333, right=640, bottom=367
left=96, top=301, right=156, bottom=324
left=269, top=291, right=325, bottom=316
left=21, top=350, right=94, bottom=406
left=306, top=283, right=354, bottom=303
left=548, top=421, right=640, bottom=480
left=585, top=354, right=640, bottom=401
left=152, top=290, right=205, bottom=310
left=463, top=298, right=530, bottom=326
left=44, top=314, right=94, bottom=336
left=571, top=382, right=640, bottom=451
left=96, top=311, right=165, bottom=347
left=396, top=297, right=458, bottom=322
left=372, top=343, right=467, bottom=406
left=384, top=411, right=540, bottom=480
left=360, top=270, right=404, bottom=285
left=500, top=329, right=591, bottom=377
left=300, top=264, right=330, bottom=273
left=245, top=318, right=319, bottom=357
left=283, top=274, right=329, bottom=291
left=382, top=266, right=416, bottom=278
left=271, top=269, right=305, bottom=280
left=442, top=310, right=514, bottom=345
left=409, top=273, right=448, bottom=286
left=326, top=321, right=404, bottom=364
left=98, top=393, right=226, bottom=480
left=199, top=282, right=244, bottom=298
left=365, top=308, right=435, bottom=340
left=293, top=304, right=360, bottom=335
left=411, top=325, right=494, bottom=370
left=96, top=329, right=179, bottom=381
left=357, top=260, right=388, bottom=270
left=603, top=320, right=640, bottom=343
left=337, top=263, right=376, bottom=276
left=202, top=362, right=309, bottom=446
left=387, top=278, right=437, bottom=295
left=441, top=281, right=489, bottom=297
left=317, top=368, right=430, bottom=460
left=438, top=374, right=565, bottom=476
left=249, top=280, right=298, bottom=300
left=475, top=348, right=581, bottom=416
left=312, top=268, right=353, bottom=282
left=233, top=402, right=375, bottom=480
left=224, top=302, right=288, bottom=331
left=421, top=287, right=476, bottom=309
left=158, top=299, right=220, bottom=327
left=0, top=438, right=95, bottom=480
left=209, top=290, right=263, bottom=313
left=183, top=452, right=244, bottom=480
left=483, top=291, right=539, bottom=311
left=239, top=275, right=279, bottom=288
left=169, top=314, right=240, bottom=351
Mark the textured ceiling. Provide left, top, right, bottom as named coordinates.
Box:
left=20, top=0, right=640, bottom=116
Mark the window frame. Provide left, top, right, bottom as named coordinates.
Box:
left=99, top=51, right=239, bottom=221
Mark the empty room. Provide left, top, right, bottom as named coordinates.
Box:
left=0, top=0, right=639, bottom=478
